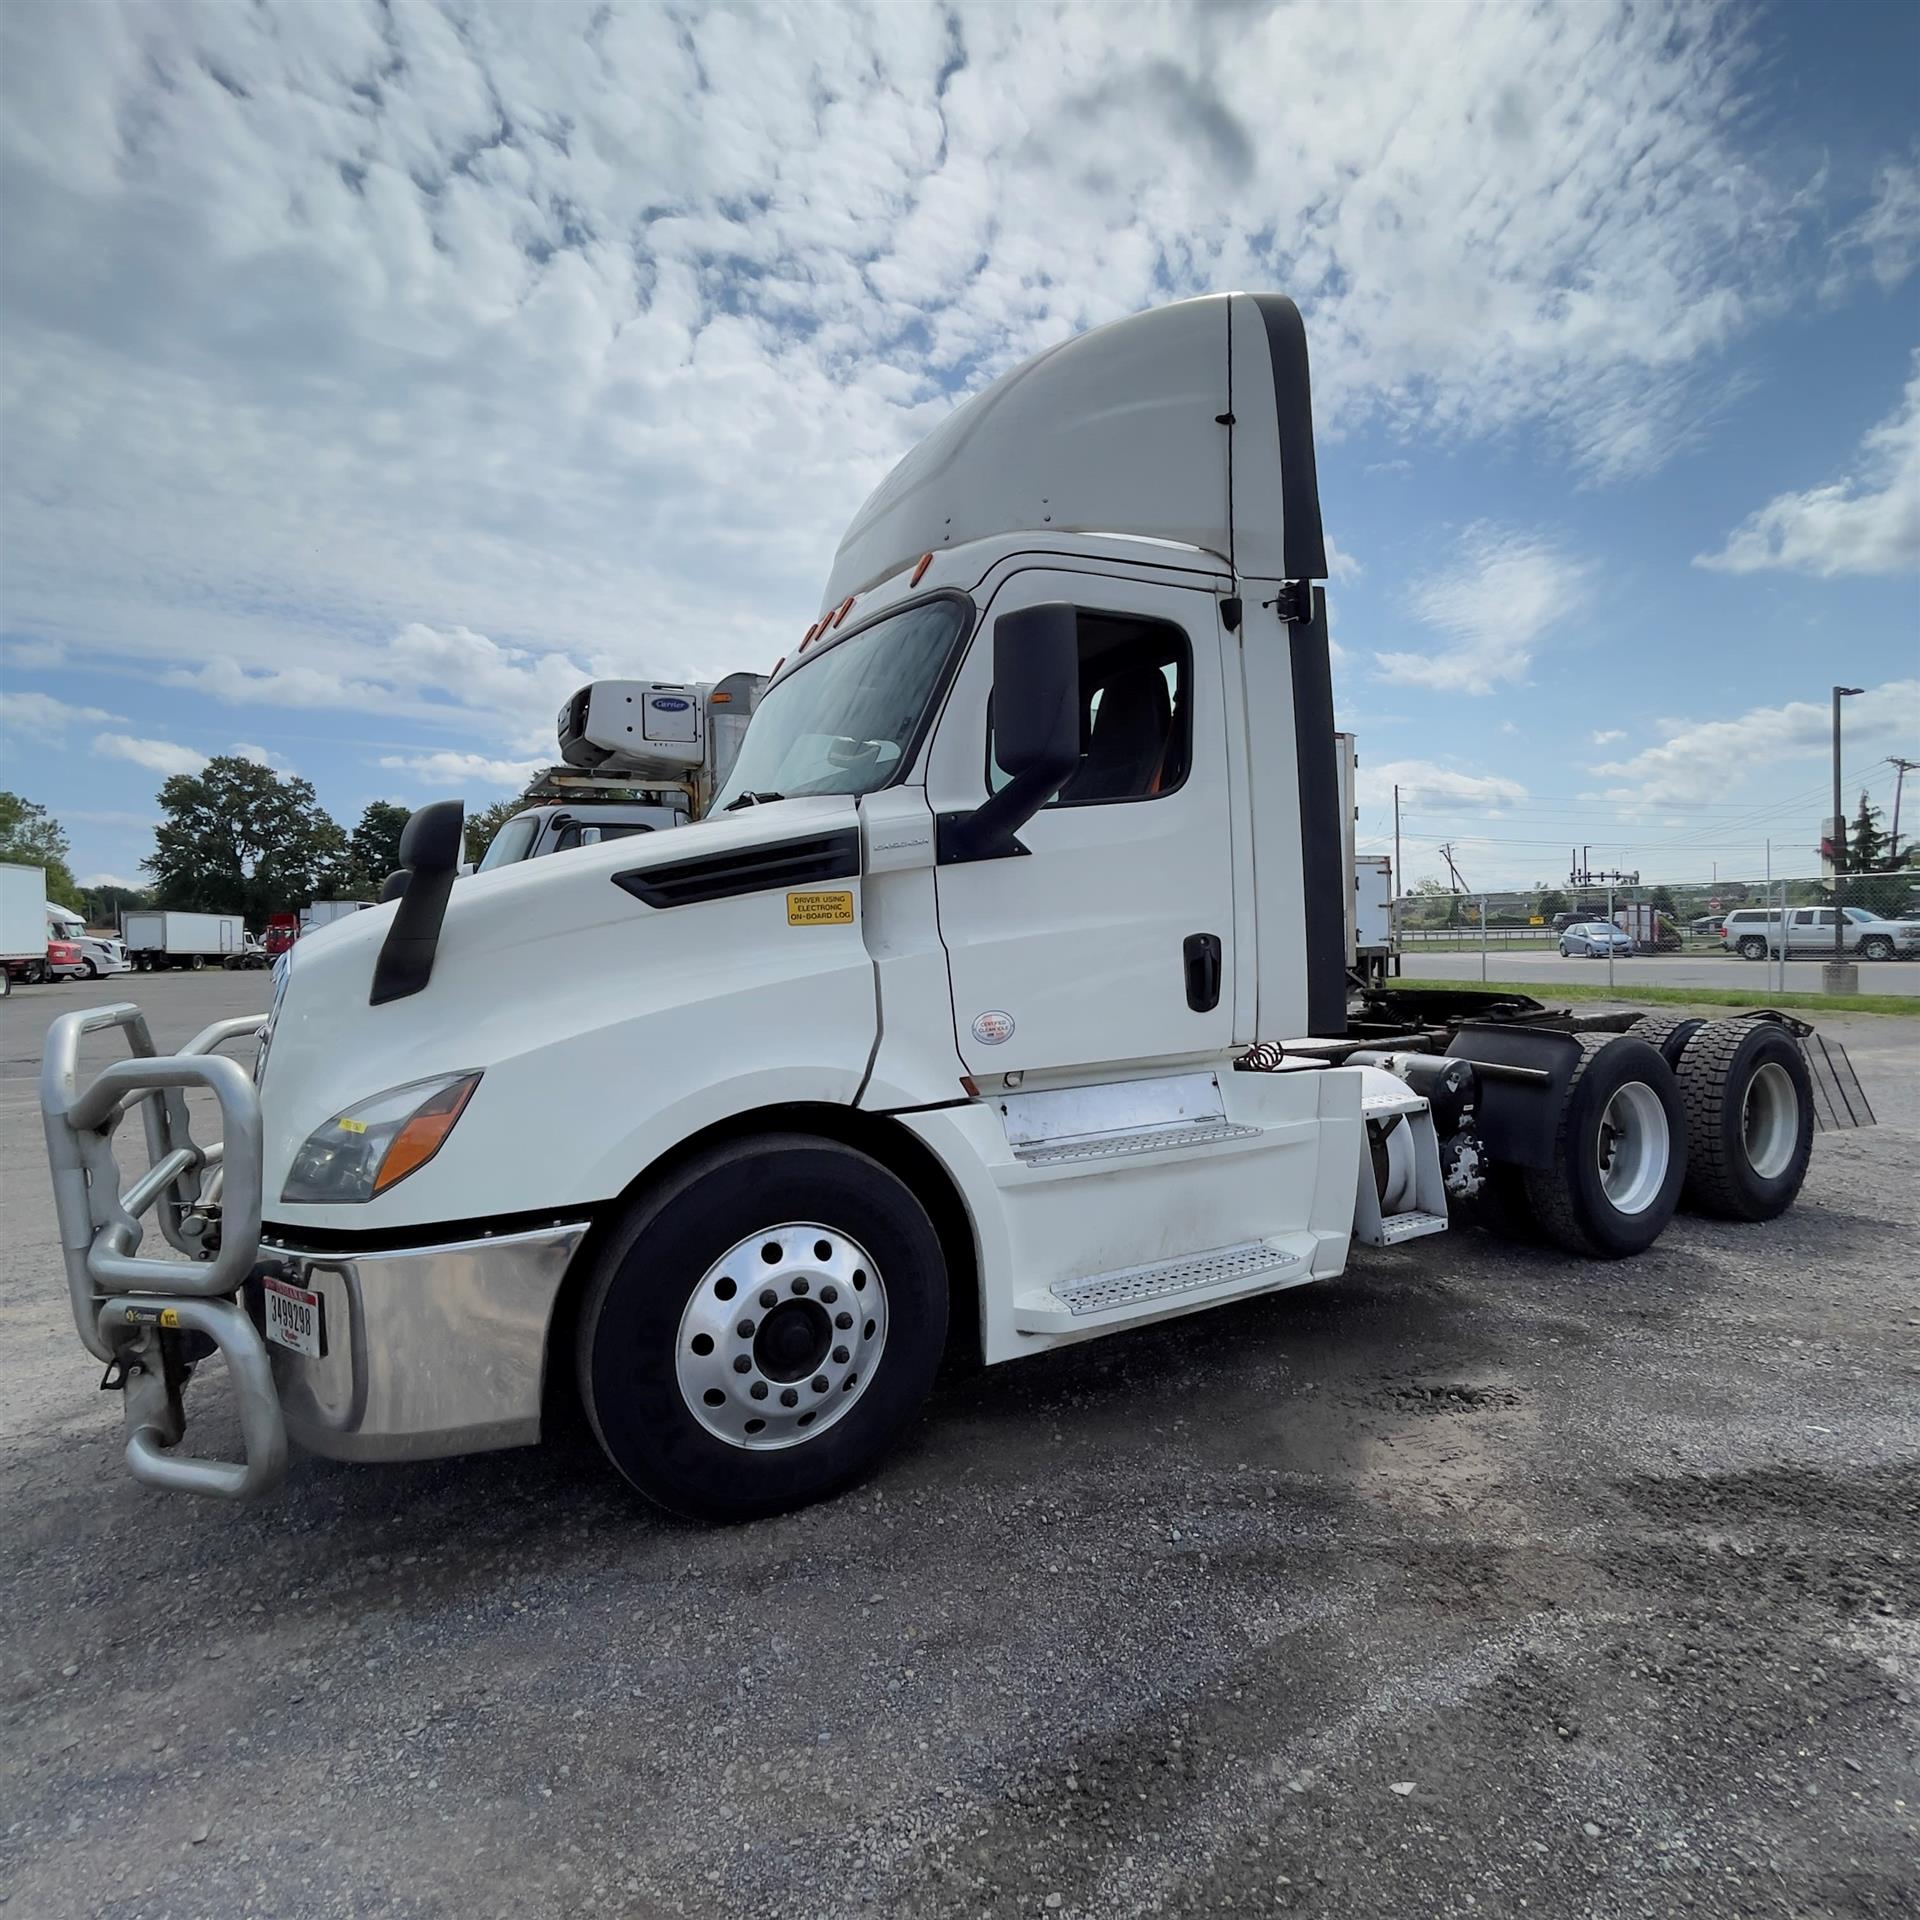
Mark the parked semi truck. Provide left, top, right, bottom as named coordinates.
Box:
left=40, top=294, right=1870, bottom=1521
left=473, top=672, right=766, bottom=869
left=121, top=910, right=245, bottom=972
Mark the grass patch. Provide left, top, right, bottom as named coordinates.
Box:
left=1392, top=976, right=1919, bottom=1018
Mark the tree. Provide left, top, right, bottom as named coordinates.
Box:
left=337, top=800, right=413, bottom=895
left=1648, top=884, right=1678, bottom=917
left=1848, top=790, right=1890, bottom=872
left=82, top=881, right=152, bottom=926
left=464, top=795, right=523, bottom=866
left=1535, top=887, right=1569, bottom=920
left=144, top=756, right=348, bottom=924
left=0, top=790, right=83, bottom=910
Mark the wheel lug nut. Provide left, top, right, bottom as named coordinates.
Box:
left=835, top=1311, right=853, bottom=1330
left=832, top=1345, right=849, bottom=1365
left=737, top=1319, right=756, bottom=1338
left=791, top=1277, right=810, bottom=1295
left=780, top=1388, right=799, bottom=1408
left=732, top=1355, right=752, bottom=1374
left=820, top=1285, right=838, bottom=1304
left=811, top=1376, right=828, bottom=1394
left=750, top=1381, right=768, bottom=1401
left=759, top=1289, right=777, bottom=1310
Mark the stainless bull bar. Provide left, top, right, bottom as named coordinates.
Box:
left=41, top=1003, right=284, bottom=1499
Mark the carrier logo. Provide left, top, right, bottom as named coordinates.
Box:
left=649, top=696, right=691, bottom=711
left=971, top=1010, right=1015, bottom=1047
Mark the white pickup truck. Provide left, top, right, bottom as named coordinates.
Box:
left=39, top=293, right=1872, bottom=1520
left=1722, top=905, right=1920, bottom=961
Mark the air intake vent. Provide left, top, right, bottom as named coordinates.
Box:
left=613, top=829, right=859, bottom=909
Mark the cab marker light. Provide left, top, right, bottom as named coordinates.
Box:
left=911, top=552, right=933, bottom=587
left=832, top=595, right=856, bottom=628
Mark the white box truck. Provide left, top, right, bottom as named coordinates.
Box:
left=38, top=293, right=1871, bottom=1518
left=1, top=862, right=48, bottom=990
left=121, top=910, right=245, bottom=972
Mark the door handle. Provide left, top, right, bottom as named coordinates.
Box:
left=1183, top=933, right=1222, bottom=1013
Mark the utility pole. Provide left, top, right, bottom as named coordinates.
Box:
left=1890, top=756, right=1918, bottom=867
left=1393, top=783, right=1402, bottom=940
left=1830, top=686, right=1864, bottom=990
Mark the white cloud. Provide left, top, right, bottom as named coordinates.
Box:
left=0, top=689, right=123, bottom=735
left=1355, top=757, right=1527, bottom=811
left=78, top=871, right=143, bottom=890
left=92, top=732, right=208, bottom=778
left=1375, top=530, right=1589, bottom=693
left=1324, top=535, right=1362, bottom=583
left=1592, top=677, right=1920, bottom=807
left=1827, top=149, right=1920, bottom=294
left=0, top=0, right=1845, bottom=776
left=378, top=750, right=545, bottom=791
left=1697, top=357, right=1920, bottom=577
left=1591, top=728, right=1626, bottom=746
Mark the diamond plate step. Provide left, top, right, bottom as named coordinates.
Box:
left=1013, top=1119, right=1261, bottom=1168
left=1033, top=1239, right=1302, bottom=1324
left=1377, top=1210, right=1448, bottom=1244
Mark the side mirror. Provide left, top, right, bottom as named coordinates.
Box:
left=939, top=604, right=1082, bottom=863
left=370, top=798, right=464, bottom=1006
left=579, top=825, right=603, bottom=847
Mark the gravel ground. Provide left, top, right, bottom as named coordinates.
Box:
left=2, top=973, right=1916, bottom=1920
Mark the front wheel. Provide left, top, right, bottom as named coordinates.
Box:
left=1860, top=936, right=1894, bottom=962
left=577, top=1134, right=949, bottom=1522
left=1523, top=1035, right=1686, bottom=1259
left=78, top=959, right=98, bottom=980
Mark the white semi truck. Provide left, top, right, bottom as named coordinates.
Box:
left=473, top=672, right=766, bottom=869
left=40, top=294, right=1870, bottom=1519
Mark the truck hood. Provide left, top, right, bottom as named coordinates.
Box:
left=261, top=794, right=878, bottom=1233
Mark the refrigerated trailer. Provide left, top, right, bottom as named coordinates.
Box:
left=121, top=910, right=244, bottom=972
left=39, top=293, right=1872, bottom=1519
left=2, top=862, right=49, bottom=990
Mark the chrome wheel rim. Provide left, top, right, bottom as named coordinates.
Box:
left=1595, top=1081, right=1669, bottom=1215
left=676, top=1223, right=888, bottom=1451
left=1742, top=1061, right=1798, bottom=1180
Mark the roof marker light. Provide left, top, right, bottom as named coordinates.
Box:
left=910, top=552, right=933, bottom=587
left=832, top=595, right=855, bottom=628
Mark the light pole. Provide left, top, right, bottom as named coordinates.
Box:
left=1829, top=686, right=1864, bottom=991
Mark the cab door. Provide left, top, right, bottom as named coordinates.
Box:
left=924, top=570, right=1237, bottom=1080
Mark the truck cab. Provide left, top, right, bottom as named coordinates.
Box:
left=38, top=293, right=1847, bottom=1522
left=473, top=800, right=684, bottom=870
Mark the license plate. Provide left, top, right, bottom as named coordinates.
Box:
left=262, top=1276, right=324, bottom=1358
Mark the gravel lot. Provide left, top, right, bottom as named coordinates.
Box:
left=3, top=973, right=1916, bottom=1919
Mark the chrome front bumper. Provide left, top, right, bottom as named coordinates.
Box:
left=41, top=1001, right=586, bottom=1500
left=256, top=1224, right=587, bottom=1463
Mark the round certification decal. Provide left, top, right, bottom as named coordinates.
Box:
left=971, top=1010, right=1015, bottom=1047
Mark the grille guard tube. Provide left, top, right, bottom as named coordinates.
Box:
left=41, top=1002, right=284, bottom=1498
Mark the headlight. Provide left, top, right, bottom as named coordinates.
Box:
left=280, top=1071, right=481, bottom=1204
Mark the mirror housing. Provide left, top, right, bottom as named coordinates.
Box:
left=579, top=825, right=603, bottom=847
left=370, top=798, right=465, bottom=1006
left=939, top=603, right=1081, bottom=863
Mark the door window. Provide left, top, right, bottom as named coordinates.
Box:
left=989, top=612, right=1191, bottom=806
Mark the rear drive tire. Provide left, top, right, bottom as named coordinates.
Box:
left=1523, top=1035, right=1686, bottom=1259
left=1674, top=1020, right=1813, bottom=1221
left=1628, top=1011, right=1707, bottom=1069
left=1737, top=936, right=1767, bottom=961
left=576, top=1134, right=949, bottom=1522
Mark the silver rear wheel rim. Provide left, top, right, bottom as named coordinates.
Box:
left=1596, top=1081, right=1669, bottom=1215
left=1742, top=1060, right=1798, bottom=1180
left=676, top=1223, right=888, bottom=1451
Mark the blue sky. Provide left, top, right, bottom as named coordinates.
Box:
left=1, top=0, right=1915, bottom=894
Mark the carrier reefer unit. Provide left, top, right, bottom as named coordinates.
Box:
left=40, top=294, right=1866, bottom=1520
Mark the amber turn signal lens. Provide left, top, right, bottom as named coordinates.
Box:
left=371, top=1073, right=480, bottom=1194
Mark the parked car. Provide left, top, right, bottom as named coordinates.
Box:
left=1722, top=905, right=1920, bottom=960
left=1559, top=921, right=1634, bottom=958
left=1687, top=914, right=1723, bottom=937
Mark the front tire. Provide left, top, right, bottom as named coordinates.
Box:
left=1523, top=1035, right=1686, bottom=1259
left=1674, top=1020, right=1813, bottom=1221
left=78, top=959, right=98, bottom=980
left=1860, top=936, right=1894, bottom=961
left=576, top=1134, right=949, bottom=1522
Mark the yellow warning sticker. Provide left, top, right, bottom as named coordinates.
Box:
left=160, top=1308, right=180, bottom=1329
left=336, top=1117, right=367, bottom=1134
left=787, top=890, right=855, bottom=926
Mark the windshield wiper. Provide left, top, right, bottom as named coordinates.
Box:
left=722, top=790, right=785, bottom=811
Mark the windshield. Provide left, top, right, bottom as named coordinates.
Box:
left=1843, top=907, right=1878, bottom=923
left=711, top=598, right=967, bottom=811
left=477, top=812, right=542, bottom=871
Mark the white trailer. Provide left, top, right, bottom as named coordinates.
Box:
left=298, top=901, right=373, bottom=937
left=37, top=293, right=1871, bottom=1519
left=1, top=862, right=49, bottom=990
left=121, top=910, right=245, bottom=972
